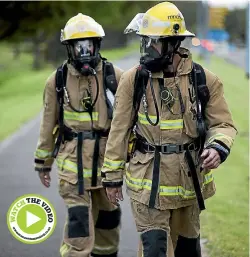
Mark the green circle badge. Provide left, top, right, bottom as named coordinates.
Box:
left=7, top=194, right=57, bottom=244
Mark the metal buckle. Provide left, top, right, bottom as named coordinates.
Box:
left=161, top=144, right=173, bottom=154
left=144, top=143, right=155, bottom=153
left=176, top=144, right=184, bottom=153
left=82, top=131, right=95, bottom=140
left=161, top=144, right=167, bottom=154
left=161, top=144, right=184, bottom=154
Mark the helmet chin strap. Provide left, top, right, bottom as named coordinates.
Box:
left=176, top=51, right=188, bottom=59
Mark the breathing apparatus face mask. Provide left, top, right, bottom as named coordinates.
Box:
left=74, top=39, right=94, bottom=60
left=68, top=39, right=101, bottom=75
left=140, top=36, right=184, bottom=72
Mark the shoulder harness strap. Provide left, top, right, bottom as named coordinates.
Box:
left=131, top=66, right=149, bottom=129
left=103, top=60, right=118, bottom=94
left=191, top=62, right=210, bottom=114
left=102, top=59, right=118, bottom=119
left=190, top=61, right=210, bottom=145
left=52, top=63, right=68, bottom=157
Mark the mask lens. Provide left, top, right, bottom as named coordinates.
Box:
left=162, top=37, right=180, bottom=56
left=73, top=39, right=94, bottom=59
left=140, top=37, right=163, bottom=59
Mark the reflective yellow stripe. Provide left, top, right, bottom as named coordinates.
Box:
left=35, top=149, right=52, bottom=158
left=204, top=170, right=214, bottom=185
left=103, top=157, right=125, bottom=170
left=92, top=245, right=118, bottom=255
left=56, top=158, right=101, bottom=177
left=138, top=113, right=157, bottom=124
left=64, top=110, right=98, bottom=121
left=126, top=172, right=151, bottom=190
left=60, top=244, right=69, bottom=256
left=160, top=119, right=183, bottom=130
left=126, top=171, right=213, bottom=198
left=159, top=186, right=196, bottom=198
left=138, top=113, right=183, bottom=129
left=207, top=133, right=233, bottom=146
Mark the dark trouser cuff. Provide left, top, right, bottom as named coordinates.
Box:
left=91, top=252, right=117, bottom=257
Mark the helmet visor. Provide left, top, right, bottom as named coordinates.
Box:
left=124, top=13, right=144, bottom=34
left=124, top=12, right=195, bottom=38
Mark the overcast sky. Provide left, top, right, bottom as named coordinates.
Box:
left=206, top=0, right=248, bottom=9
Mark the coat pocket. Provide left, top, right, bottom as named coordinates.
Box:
left=126, top=150, right=154, bottom=193
left=56, top=140, right=77, bottom=176
left=58, top=179, right=77, bottom=198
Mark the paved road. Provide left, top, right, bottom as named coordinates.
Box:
left=0, top=55, right=140, bottom=257
left=191, top=45, right=246, bottom=70
left=219, top=47, right=246, bottom=70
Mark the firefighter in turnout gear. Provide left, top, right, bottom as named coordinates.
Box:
left=101, top=2, right=237, bottom=257
left=34, top=13, right=123, bottom=257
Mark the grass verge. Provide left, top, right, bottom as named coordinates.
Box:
left=192, top=53, right=249, bottom=257
left=0, top=42, right=138, bottom=141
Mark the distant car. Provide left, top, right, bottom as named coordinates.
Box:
left=200, top=39, right=214, bottom=53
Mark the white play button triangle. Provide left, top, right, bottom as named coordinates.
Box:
left=26, top=211, right=41, bottom=228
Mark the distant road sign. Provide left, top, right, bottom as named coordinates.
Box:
left=209, top=7, right=228, bottom=29
left=207, top=29, right=229, bottom=42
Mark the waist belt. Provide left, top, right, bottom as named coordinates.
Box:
left=63, top=126, right=109, bottom=195
left=64, top=129, right=109, bottom=141
left=135, top=140, right=198, bottom=154
left=135, top=138, right=205, bottom=211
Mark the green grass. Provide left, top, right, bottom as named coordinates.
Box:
left=192, top=53, right=249, bottom=257
left=0, top=42, right=138, bottom=141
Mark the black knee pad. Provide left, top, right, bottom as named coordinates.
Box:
left=141, top=229, right=167, bottom=257
left=95, top=207, right=121, bottom=230
left=175, top=234, right=201, bottom=257
left=91, top=252, right=117, bottom=257
left=68, top=205, right=89, bottom=238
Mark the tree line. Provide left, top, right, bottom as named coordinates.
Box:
left=0, top=1, right=246, bottom=69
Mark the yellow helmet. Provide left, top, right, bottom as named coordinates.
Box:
left=60, top=13, right=105, bottom=43
left=124, top=1, right=195, bottom=38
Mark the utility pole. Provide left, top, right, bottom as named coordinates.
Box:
left=246, top=2, right=249, bottom=79
left=196, top=0, right=203, bottom=59
left=203, top=1, right=210, bottom=64
left=196, top=0, right=210, bottom=64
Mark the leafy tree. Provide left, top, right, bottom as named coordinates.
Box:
left=225, top=8, right=247, bottom=44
